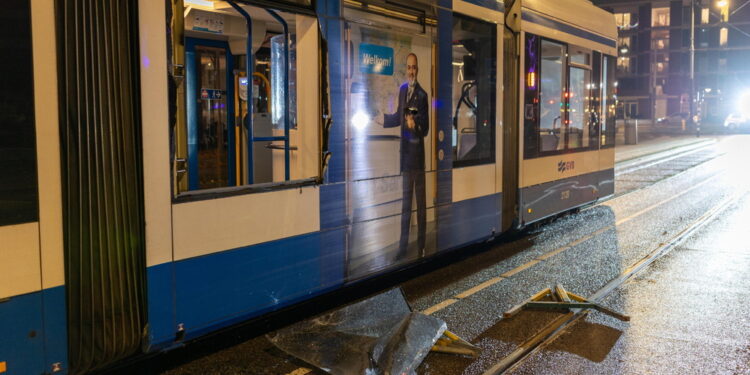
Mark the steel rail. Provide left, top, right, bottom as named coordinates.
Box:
left=483, top=186, right=747, bottom=375
left=614, top=139, right=717, bottom=176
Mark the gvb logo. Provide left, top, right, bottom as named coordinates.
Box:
left=558, top=160, right=575, bottom=173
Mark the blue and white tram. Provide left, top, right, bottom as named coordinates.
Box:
left=0, top=0, right=616, bottom=373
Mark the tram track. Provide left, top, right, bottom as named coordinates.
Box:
left=282, top=145, right=731, bottom=375
left=614, top=138, right=717, bottom=177
left=481, top=187, right=748, bottom=375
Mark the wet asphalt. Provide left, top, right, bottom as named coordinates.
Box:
left=124, top=135, right=750, bottom=375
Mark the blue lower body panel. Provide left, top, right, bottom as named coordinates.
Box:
left=0, top=286, right=67, bottom=375
left=520, top=169, right=613, bottom=224
left=146, top=230, right=346, bottom=349
left=145, top=196, right=506, bottom=351
left=438, top=193, right=502, bottom=251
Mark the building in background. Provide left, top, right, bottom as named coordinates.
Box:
left=593, top=0, right=750, bottom=124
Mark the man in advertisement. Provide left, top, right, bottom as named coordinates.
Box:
left=384, top=52, right=429, bottom=260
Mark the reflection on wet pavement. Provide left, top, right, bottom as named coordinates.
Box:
left=158, top=136, right=750, bottom=375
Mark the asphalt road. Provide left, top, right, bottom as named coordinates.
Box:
left=120, top=135, right=750, bottom=375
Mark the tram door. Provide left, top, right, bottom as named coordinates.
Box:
left=186, top=38, right=236, bottom=190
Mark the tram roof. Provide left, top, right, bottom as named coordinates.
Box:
left=522, top=0, right=617, bottom=42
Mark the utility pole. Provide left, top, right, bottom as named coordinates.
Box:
left=690, top=0, right=696, bottom=128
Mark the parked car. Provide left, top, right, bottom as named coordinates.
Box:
left=724, top=113, right=749, bottom=132
left=656, top=112, right=689, bottom=126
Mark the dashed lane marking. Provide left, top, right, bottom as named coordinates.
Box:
left=500, top=259, right=540, bottom=278
left=455, top=277, right=504, bottom=299
left=537, top=226, right=613, bottom=261
left=423, top=298, right=459, bottom=315
left=536, top=246, right=571, bottom=261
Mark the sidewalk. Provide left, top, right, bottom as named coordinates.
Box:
left=614, top=134, right=717, bottom=164
left=612, top=119, right=723, bottom=164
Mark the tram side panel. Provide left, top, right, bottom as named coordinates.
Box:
left=517, top=3, right=618, bottom=226
left=141, top=1, right=347, bottom=349
left=0, top=0, right=68, bottom=374
left=438, top=1, right=505, bottom=251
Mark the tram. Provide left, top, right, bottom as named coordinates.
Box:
left=0, top=0, right=616, bottom=373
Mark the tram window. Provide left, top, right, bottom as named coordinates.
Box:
left=567, top=47, right=593, bottom=150
left=525, top=35, right=603, bottom=158
left=173, top=3, right=320, bottom=194
left=451, top=14, right=496, bottom=166
left=601, top=55, right=617, bottom=148
left=0, top=0, right=37, bottom=226
left=567, top=67, right=591, bottom=149
left=539, top=40, right=565, bottom=152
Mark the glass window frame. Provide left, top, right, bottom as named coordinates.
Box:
left=523, top=33, right=607, bottom=160
left=0, top=0, right=38, bottom=226
left=171, top=4, right=322, bottom=202
left=601, top=55, right=617, bottom=149
left=450, top=13, right=497, bottom=168
left=566, top=45, right=596, bottom=151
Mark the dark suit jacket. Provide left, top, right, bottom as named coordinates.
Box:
left=384, top=82, right=429, bottom=171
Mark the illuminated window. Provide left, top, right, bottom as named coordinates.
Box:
left=654, top=55, right=669, bottom=74
left=615, top=13, right=632, bottom=29
left=701, top=8, right=709, bottom=24
left=652, top=7, right=670, bottom=27
left=720, top=27, right=728, bottom=47
left=618, top=36, right=631, bottom=50
left=617, top=57, right=632, bottom=73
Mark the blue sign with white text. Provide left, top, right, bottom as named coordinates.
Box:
left=359, top=43, right=394, bottom=76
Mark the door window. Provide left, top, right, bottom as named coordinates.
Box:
left=194, top=44, right=231, bottom=189
left=451, top=14, right=496, bottom=166
left=524, top=33, right=609, bottom=158
left=539, top=40, right=565, bottom=152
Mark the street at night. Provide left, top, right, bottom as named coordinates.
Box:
left=4, top=0, right=750, bottom=374
left=110, top=133, right=750, bottom=374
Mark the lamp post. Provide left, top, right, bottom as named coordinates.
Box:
left=690, top=0, right=696, bottom=130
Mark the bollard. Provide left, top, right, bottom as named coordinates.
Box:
left=624, top=119, right=638, bottom=145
